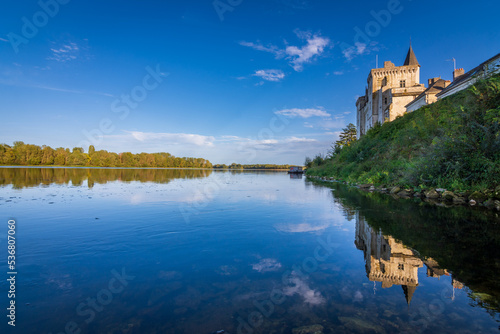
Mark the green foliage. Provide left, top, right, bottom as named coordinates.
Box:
left=0, top=167, right=212, bottom=189
left=0, top=142, right=213, bottom=168
left=329, top=123, right=357, bottom=157
left=304, top=153, right=326, bottom=169
left=307, top=73, right=500, bottom=191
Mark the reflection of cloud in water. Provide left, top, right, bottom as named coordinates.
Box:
left=284, top=274, right=325, bottom=305
left=275, top=222, right=331, bottom=233
left=45, top=273, right=73, bottom=291
left=252, top=258, right=282, bottom=272
left=128, top=188, right=213, bottom=205
left=353, top=290, right=363, bottom=302
left=158, top=271, right=183, bottom=281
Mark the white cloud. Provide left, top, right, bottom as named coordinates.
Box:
left=0, top=37, right=8, bottom=42
left=240, top=31, right=330, bottom=72
left=342, top=41, right=379, bottom=61
left=333, top=71, right=344, bottom=75
left=47, top=42, right=80, bottom=62
left=275, top=107, right=331, bottom=118
left=285, top=32, right=330, bottom=71
left=304, top=122, right=314, bottom=128
left=129, top=131, right=215, bottom=147
left=254, top=69, right=285, bottom=82
left=95, top=131, right=326, bottom=166
left=284, top=137, right=317, bottom=143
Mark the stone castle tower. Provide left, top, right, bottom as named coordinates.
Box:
left=356, top=45, right=426, bottom=138
left=355, top=213, right=423, bottom=305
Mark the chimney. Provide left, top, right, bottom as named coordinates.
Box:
left=427, top=77, right=440, bottom=86
left=453, top=68, right=465, bottom=81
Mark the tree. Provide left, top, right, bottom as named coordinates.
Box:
left=329, top=123, right=357, bottom=157
left=304, top=156, right=312, bottom=168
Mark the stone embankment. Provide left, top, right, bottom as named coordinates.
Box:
left=308, top=176, right=500, bottom=211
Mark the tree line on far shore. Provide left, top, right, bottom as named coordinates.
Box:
left=0, top=142, right=296, bottom=170
left=0, top=142, right=213, bottom=168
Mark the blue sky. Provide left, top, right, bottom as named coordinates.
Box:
left=1, top=0, right=499, bottom=165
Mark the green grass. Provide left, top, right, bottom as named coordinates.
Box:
left=307, top=73, right=500, bottom=191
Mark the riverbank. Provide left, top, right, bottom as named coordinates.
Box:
left=308, top=175, right=500, bottom=211
left=307, top=72, right=500, bottom=196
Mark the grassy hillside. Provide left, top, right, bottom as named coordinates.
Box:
left=307, top=73, right=500, bottom=191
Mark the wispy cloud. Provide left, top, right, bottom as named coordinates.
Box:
left=96, top=131, right=325, bottom=165
left=342, top=41, right=379, bottom=61
left=0, top=78, right=114, bottom=97
left=240, top=30, right=331, bottom=72
left=275, top=107, right=331, bottom=118
left=286, top=31, right=330, bottom=71
left=333, top=71, right=344, bottom=75
left=253, top=69, right=285, bottom=82
left=47, top=42, right=80, bottom=62
left=0, top=37, right=8, bottom=43
left=321, top=118, right=348, bottom=130
left=239, top=41, right=285, bottom=58
left=129, top=131, right=216, bottom=147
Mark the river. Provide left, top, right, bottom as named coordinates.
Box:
left=0, top=167, right=498, bottom=333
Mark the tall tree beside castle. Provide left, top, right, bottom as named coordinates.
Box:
left=330, top=123, right=357, bottom=156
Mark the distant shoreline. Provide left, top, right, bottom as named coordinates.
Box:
left=0, top=165, right=290, bottom=171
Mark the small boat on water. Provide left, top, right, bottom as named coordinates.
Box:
left=288, top=166, right=304, bottom=174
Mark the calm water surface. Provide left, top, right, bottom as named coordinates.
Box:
left=0, top=167, right=499, bottom=333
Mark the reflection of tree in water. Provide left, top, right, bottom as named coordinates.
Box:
left=311, top=180, right=500, bottom=317
left=0, top=168, right=212, bottom=189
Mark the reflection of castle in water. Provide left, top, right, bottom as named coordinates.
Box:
left=355, top=213, right=463, bottom=304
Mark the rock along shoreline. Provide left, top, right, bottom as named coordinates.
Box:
left=307, top=175, right=500, bottom=211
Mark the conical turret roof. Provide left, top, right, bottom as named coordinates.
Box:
left=404, top=45, right=419, bottom=66
left=402, top=285, right=417, bottom=305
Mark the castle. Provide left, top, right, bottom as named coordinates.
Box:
left=356, top=45, right=427, bottom=138
left=356, top=45, right=500, bottom=138
left=354, top=213, right=463, bottom=305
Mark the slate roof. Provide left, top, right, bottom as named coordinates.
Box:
left=403, top=45, right=419, bottom=66
left=436, top=52, right=500, bottom=98
left=406, top=79, right=450, bottom=107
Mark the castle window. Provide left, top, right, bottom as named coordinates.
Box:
left=398, top=264, right=405, bottom=270
left=384, top=97, right=388, bottom=105
left=400, top=80, right=406, bottom=88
